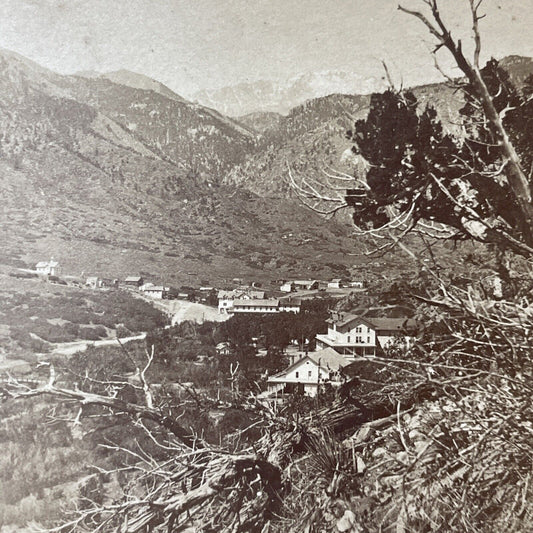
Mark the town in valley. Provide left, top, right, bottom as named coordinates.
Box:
left=1, top=1, right=532, bottom=531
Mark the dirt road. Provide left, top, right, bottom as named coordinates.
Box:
left=51, top=333, right=146, bottom=356
left=41, top=301, right=227, bottom=358
left=158, top=300, right=229, bottom=326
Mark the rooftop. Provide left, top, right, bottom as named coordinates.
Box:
left=218, top=289, right=265, bottom=299
left=308, top=348, right=350, bottom=371
left=367, top=317, right=417, bottom=331
left=233, top=299, right=279, bottom=307
left=36, top=260, right=59, bottom=268
left=328, top=313, right=417, bottom=332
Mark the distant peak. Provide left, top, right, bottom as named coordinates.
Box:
left=75, top=70, right=101, bottom=78
left=0, top=47, right=56, bottom=76
left=192, top=70, right=386, bottom=116
left=100, top=70, right=188, bottom=103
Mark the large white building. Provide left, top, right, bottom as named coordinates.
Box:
left=218, top=288, right=265, bottom=313
left=315, top=312, right=417, bottom=361
left=218, top=288, right=300, bottom=314
left=230, top=298, right=300, bottom=315
left=266, top=347, right=349, bottom=397
left=141, top=285, right=170, bottom=299
left=36, top=258, right=60, bottom=276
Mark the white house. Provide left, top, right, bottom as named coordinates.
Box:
left=278, top=298, right=301, bottom=313
left=86, top=277, right=118, bottom=289
left=218, top=289, right=265, bottom=313
left=280, top=282, right=295, bottom=293
left=86, top=276, right=102, bottom=289
left=266, top=348, right=349, bottom=397
left=142, top=285, right=170, bottom=299
left=328, top=279, right=343, bottom=289
left=315, top=312, right=417, bottom=361
left=36, top=258, right=59, bottom=276
left=293, top=280, right=319, bottom=291
left=216, top=342, right=231, bottom=355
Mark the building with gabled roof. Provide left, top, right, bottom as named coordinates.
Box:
left=280, top=281, right=295, bottom=292
left=36, top=258, right=60, bottom=276
left=278, top=297, right=301, bottom=313
left=86, top=276, right=102, bottom=289
left=266, top=347, right=349, bottom=398
left=293, top=280, right=320, bottom=290
left=141, top=285, right=170, bottom=299
left=124, top=276, right=144, bottom=288
left=316, top=311, right=417, bottom=360
left=218, top=288, right=266, bottom=313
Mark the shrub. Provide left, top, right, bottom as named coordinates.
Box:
left=78, top=326, right=107, bottom=341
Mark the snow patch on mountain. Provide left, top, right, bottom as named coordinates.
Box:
left=192, top=71, right=386, bottom=116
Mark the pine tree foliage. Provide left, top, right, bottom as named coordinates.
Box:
left=347, top=59, right=533, bottom=256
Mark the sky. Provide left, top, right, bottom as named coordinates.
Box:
left=0, top=0, right=531, bottom=97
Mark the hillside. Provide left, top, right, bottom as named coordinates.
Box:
left=2, top=50, right=530, bottom=287
left=224, top=56, right=532, bottom=198
left=98, top=70, right=189, bottom=103
left=0, top=49, right=367, bottom=285
left=237, top=111, right=284, bottom=134
left=223, top=85, right=458, bottom=196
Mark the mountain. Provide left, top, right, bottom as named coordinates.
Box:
left=192, top=71, right=386, bottom=116
left=223, top=81, right=464, bottom=197
left=237, top=112, right=284, bottom=134
left=0, top=49, right=365, bottom=286
left=224, top=94, right=371, bottom=196
left=99, top=70, right=188, bottom=103
left=223, top=55, right=533, bottom=198
left=499, top=55, right=533, bottom=85
left=77, top=68, right=188, bottom=102
left=0, top=48, right=256, bottom=181
left=2, top=50, right=531, bottom=287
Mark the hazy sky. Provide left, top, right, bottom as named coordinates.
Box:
left=0, top=0, right=531, bottom=97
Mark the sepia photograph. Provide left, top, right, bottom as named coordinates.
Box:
left=0, top=0, right=532, bottom=531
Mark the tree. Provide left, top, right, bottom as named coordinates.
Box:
left=290, top=2, right=533, bottom=259
left=287, top=2, right=533, bottom=531
left=345, top=1, right=533, bottom=258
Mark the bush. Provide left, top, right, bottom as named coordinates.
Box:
left=78, top=326, right=107, bottom=341
left=116, top=325, right=132, bottom=338
left=1, top=289, right=168, bottom=352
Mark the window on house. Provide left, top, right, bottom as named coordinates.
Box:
left=347, top=335, right=350, bottom=343
left=356, top=335, right=362, bottom=343
left=295, top=372, right=299, bottom=378
left=308, top=371, right=312, bottom=378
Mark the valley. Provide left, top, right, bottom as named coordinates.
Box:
left=4, top=50, right=528, bottom=288
left=1, top=42, right=533, bottom=533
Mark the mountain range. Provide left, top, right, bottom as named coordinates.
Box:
left=191, top=70, right=387, bottom=117
left=0, top=49, right=365, bottom=286
left=1, top=49, right=531, bottom=287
